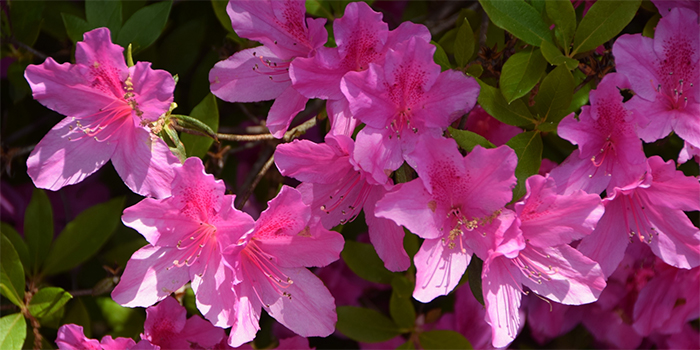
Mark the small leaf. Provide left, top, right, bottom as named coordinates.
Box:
left=535, top=65, right=575, bottom=125
left=479, top=0, right=553, bottom=46
left=10, top=0, right=45, bottom=47
left=28, top=287, right=72, bottom=321
left=449, top=127, right=496, bottom=152
left=0, top=236, right=25, bottom=308
left=180, top=94, right=220, bottom=158
left=0, top=313, right=26, bottom=350
left=476, top=79, right=536, bottom=127
left=61, top=13, right=94, bottom=43
left=24, top=189, right=53, bottom=275
left=1, top=223, right=30, bottom=272
left=341, top=241, right=397, bottom=284
left=336, top=306, right=403, bottom=343
left=116, top=0, right=172, bottom=53
left=540, top=40, right=579, bottom=70
left=454, top=18, right=475, bottom=68
left=499, top=48, right=547, bottom=103
left=465, top=63, right=483, bottom=78
left=431, top=41, right=451, bottom=71
left=418, top=330, right=472, bottom=350
left=42, top=197, right=125, bottom=276
left=389, top=276, right=416, bottom=329
left=506, top=131, right=543, bottom=201
left=545, top=0, right=576, bottom=52
left=85, top=0, right=122, bottom=37
left=467, top=256, right=484, bottom=305
left=643, top=14, right=661, bottom=38
left=211, top=0, right=233, bottom=33
left=572, top=0, right=641, bottom=55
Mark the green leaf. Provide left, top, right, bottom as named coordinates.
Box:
left=1, top=223, right=30, bottom=272
left=211, top=0, right=234, bottom=33
left=336, top=306, right=402, bottom=343
left=476, top=79, right=536, bottom=127
left=62, top=298, right=91, bottom=337
left=42, top=197, right=125, bottom=276
left=479, top=0, right=553, bottom=46
left=499, top=48, right=547, bottom=103
left=85, top=0, right=122, bottom=37
left=465, top=63, right=483, bottom=78
left=397, top=340, right=415, bottom=349
left=181, top=94, right=220, bottom=158
left=506, top=131, right=543, bottom=201
left=431, top=41, right=451, bottom=71
left=116, top=0, right=172, bottom=53
left=24, top=189, right=53, bottom=275
left=467, top=256, right=484, bottom=305
left=0, top=236, right=25, bottom=308
left=61, top=13, right=94, bottom=43
left=28, top=287, right=72, bottom=321
left=341, top=241, right=397, bottom=284
left=535, top=65, right=575, bottom=128
left=95, top=296, right=145, bottom=337
left=10, top=0, right=45, bottom=47
left=545, top=0, right=576, bottom=52
left=448, top=127, right=496, bottom=152
left=0, top=313, right=26, bottom=350
left=572, top=0, right=641, bottom=55
left=643, top=14, right=661, bottom=38
left=419, top=330, right=472, bottom=350
left=437, top=28, right=457, bottom=55
left=540, top=40, right=579, bottom=70
left=454, top=18, right=475, bottom=68
left=389, top=276, right=415, bottom=329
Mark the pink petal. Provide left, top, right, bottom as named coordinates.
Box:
left=352, top=129, right=402, bottom=185
left=75, top=28, right=127, bottom=73
left=129, top=61, right=175, bottom=122
left=56, top=324, right=101, bottom=350
left=178, top=315, right=226, bottom=348
left=612, top=34, right=659, bottom=101
left=143, top=296, right=186, bottom=335
left=100, top=336, right=136, bottom=350
left=274, top=136, right=354, bottom=184
left=191, top=254, right=243, bottom=329
left=420, top=69, right=480, bottom=129
left=254, top=186, right=310, bottom=238
left=266, top=85, right=308, bottom=138
left=255, top=222, right=343, bottom=268
left=482, top=256, right=523, bottom=348
left=577, top=196, right=632, bottom=277
left=228, top=283, right=262, bottom=347
left=122, top=197, right=199, bottom=247
left=289, top=47, right=346, bottom=100
left=365, top=186, right=410, bottom=272
left=412, top=237, right=470, bottom=303
left=644, top=156, right=700, bottom=211
left=375, top=179, right=443, bottom=240
left=645, top=203, right=700, bottom=269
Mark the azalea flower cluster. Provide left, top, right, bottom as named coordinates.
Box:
left=17, top=0, right=698, bottom=348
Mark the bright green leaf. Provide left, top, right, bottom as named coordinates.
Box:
left=95, top=297, right=146, bottom=337
left=540, top=40, right=579, bottom=70
left=336, top=306, right=402, bottom=343
left=85, top=0, right=122, bottom=37
left=181, top=94, right=220, bottom=158
left=477, top=79, right=536, bottom=127
left=454, top=18, right=475, bottom=68
left=545, top=0, right=576, bottom=52
left=467, top=256, right=484, bottom=305
left=419, top=330, right=472, bottom=350
left=0, top=236, right=25, bottom=308
left=42, top=197, right=125, bottom=276
left=506, top=131, right=543, bottom=201
left=28, top=287, right=72, bottom=322
left=24, top=189, right=53, bottom=275
left=567, top=78, right=595, bottom=115
left=10, top=0, right=45, bottom=47
left=116, top=1, right=172, bottom=53
left=572, top=0, right=641, bottom=55
left=1, top=223, right=30, bottom=272
left=643, top=14, right=661, bottom=38
left=535, top=65, right=575, bottom=127
left=61, top=13, right=94, bottom=43
left=500, top=48, right=547, bottom=103
left=342, top=241, right=397, bottom=284
left=449, top=127, right=496, bottom=152
left=431, top=41, right=451, bottom=71
left=62, top=298, right=91, bottom=337
left=479, top=0, right=553, bottom=46
left=389, top=276, right=415, bottom=329
left=211, top=0, right=234, bottom=33
left=0, top=313, right=26, bottom=350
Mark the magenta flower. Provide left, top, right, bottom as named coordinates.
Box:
left=222, top=186, right=344, bottom=347
left=209, top=0, right=327, bottom=137
left=613, top=8, right=700, bottom=147
left=375, top=136, right=517, bottom=302
left=24, top=27, right=179, bottom=198
left=578, top=156, right=700, bottom=277
left=341, top=38, right=480, bottom=184
left=56, top=324, right=145, bottom=350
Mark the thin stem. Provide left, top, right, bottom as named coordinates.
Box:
left=236, top=154, right=276, bottom=210
left=216, top=116, right=318, bottom=142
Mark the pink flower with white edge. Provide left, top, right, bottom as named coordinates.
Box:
left=222, top=186, right=344, bottom=347
left=111, top=157, right=256, bottom=333
left=56, top=324, right=146, bottom=350
left=24, top=27, right=179, bottom=198
left=140, top=296, right=225, bottom=349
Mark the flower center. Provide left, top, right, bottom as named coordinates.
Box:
left=171, top=222, right=218, bottom=268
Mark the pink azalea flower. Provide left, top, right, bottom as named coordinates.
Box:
left=651, top=0, right=700, bottom=15
left=679, top=140, right=700, bottom=164
left=341, top=38, right=480, bottom=184
left=56, top=324, right=142, bottom=350
left=375, top=136, right=517, bottom=302
left=524, top=294, right=583, bottom=345
left=289, top=1, right=430, bottom=135
left=274, top=134, right=409, bottom=271
left=549, top=73, right=647, bottom=195
left=24, top=27, right=179, bottom=198
left=613, top=8, right=700, bottom=146
left=209, top=0, right=327, bottom=138
left=222, top=186, right=344, bottom=347
left=578, top=156, right=700, bottom=277
left=111, top=157, right=257, bottom=331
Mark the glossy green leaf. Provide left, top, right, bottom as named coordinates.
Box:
left=211, top=0, right=234, bottom=33
left=42, top=197, right=125, bottom=276
left=479, top=0, right=553, bottom=46
left=572, top=0, right=641, bottom=55
left=431, top=41, right=451, bottom=71
left=437, top=27, right=457, bottom=55
left=540, top=40, right=579, bottom=70
left=10, top=0, right=45, bottom=47
left=342, top=241, right=397, bottom=284
left=389, top=276, right=415, bottom=330
left=24, top=189, right=53, bottom=275
left=454, top=18, right=475, bottom=67
left=545, top=0, right=576, bottom=52
left=181, top=94, right=220, bottom=158
left=116, top=0, right=172, bottom=53
left=0, top=313, right=26, bottom=350
left=85, top=0, right=122, bottom=37
left=465, top=63, right=483, bottom=78
left=467, top=256, right=484, bottom=305
left=62, top=298, right=91, bottom=337
left=336, top=306, right=402, bottom=343
left=61, top=13, right=94, bottom=43
left=643, top=14, right=661, bottom=38
left=535, top=65, right=575, bottom=127
left=506, top=131, right=543, bottom=201
left=567, top=79, right=595, bottom=115
left=449, top=127, right=496, bottom=152
left=95, top=296, right=146, bottom=337
left=500, top=48, right=547, bottom=103
left=477, top=79, right=536, bottom=127
left=1, top=223, right=30, bottom=272
left=28, top=287, right=72, bottom=321
left=419, top=330, right=472, bottom=350
left=0, top=236, right=25, bottom=308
